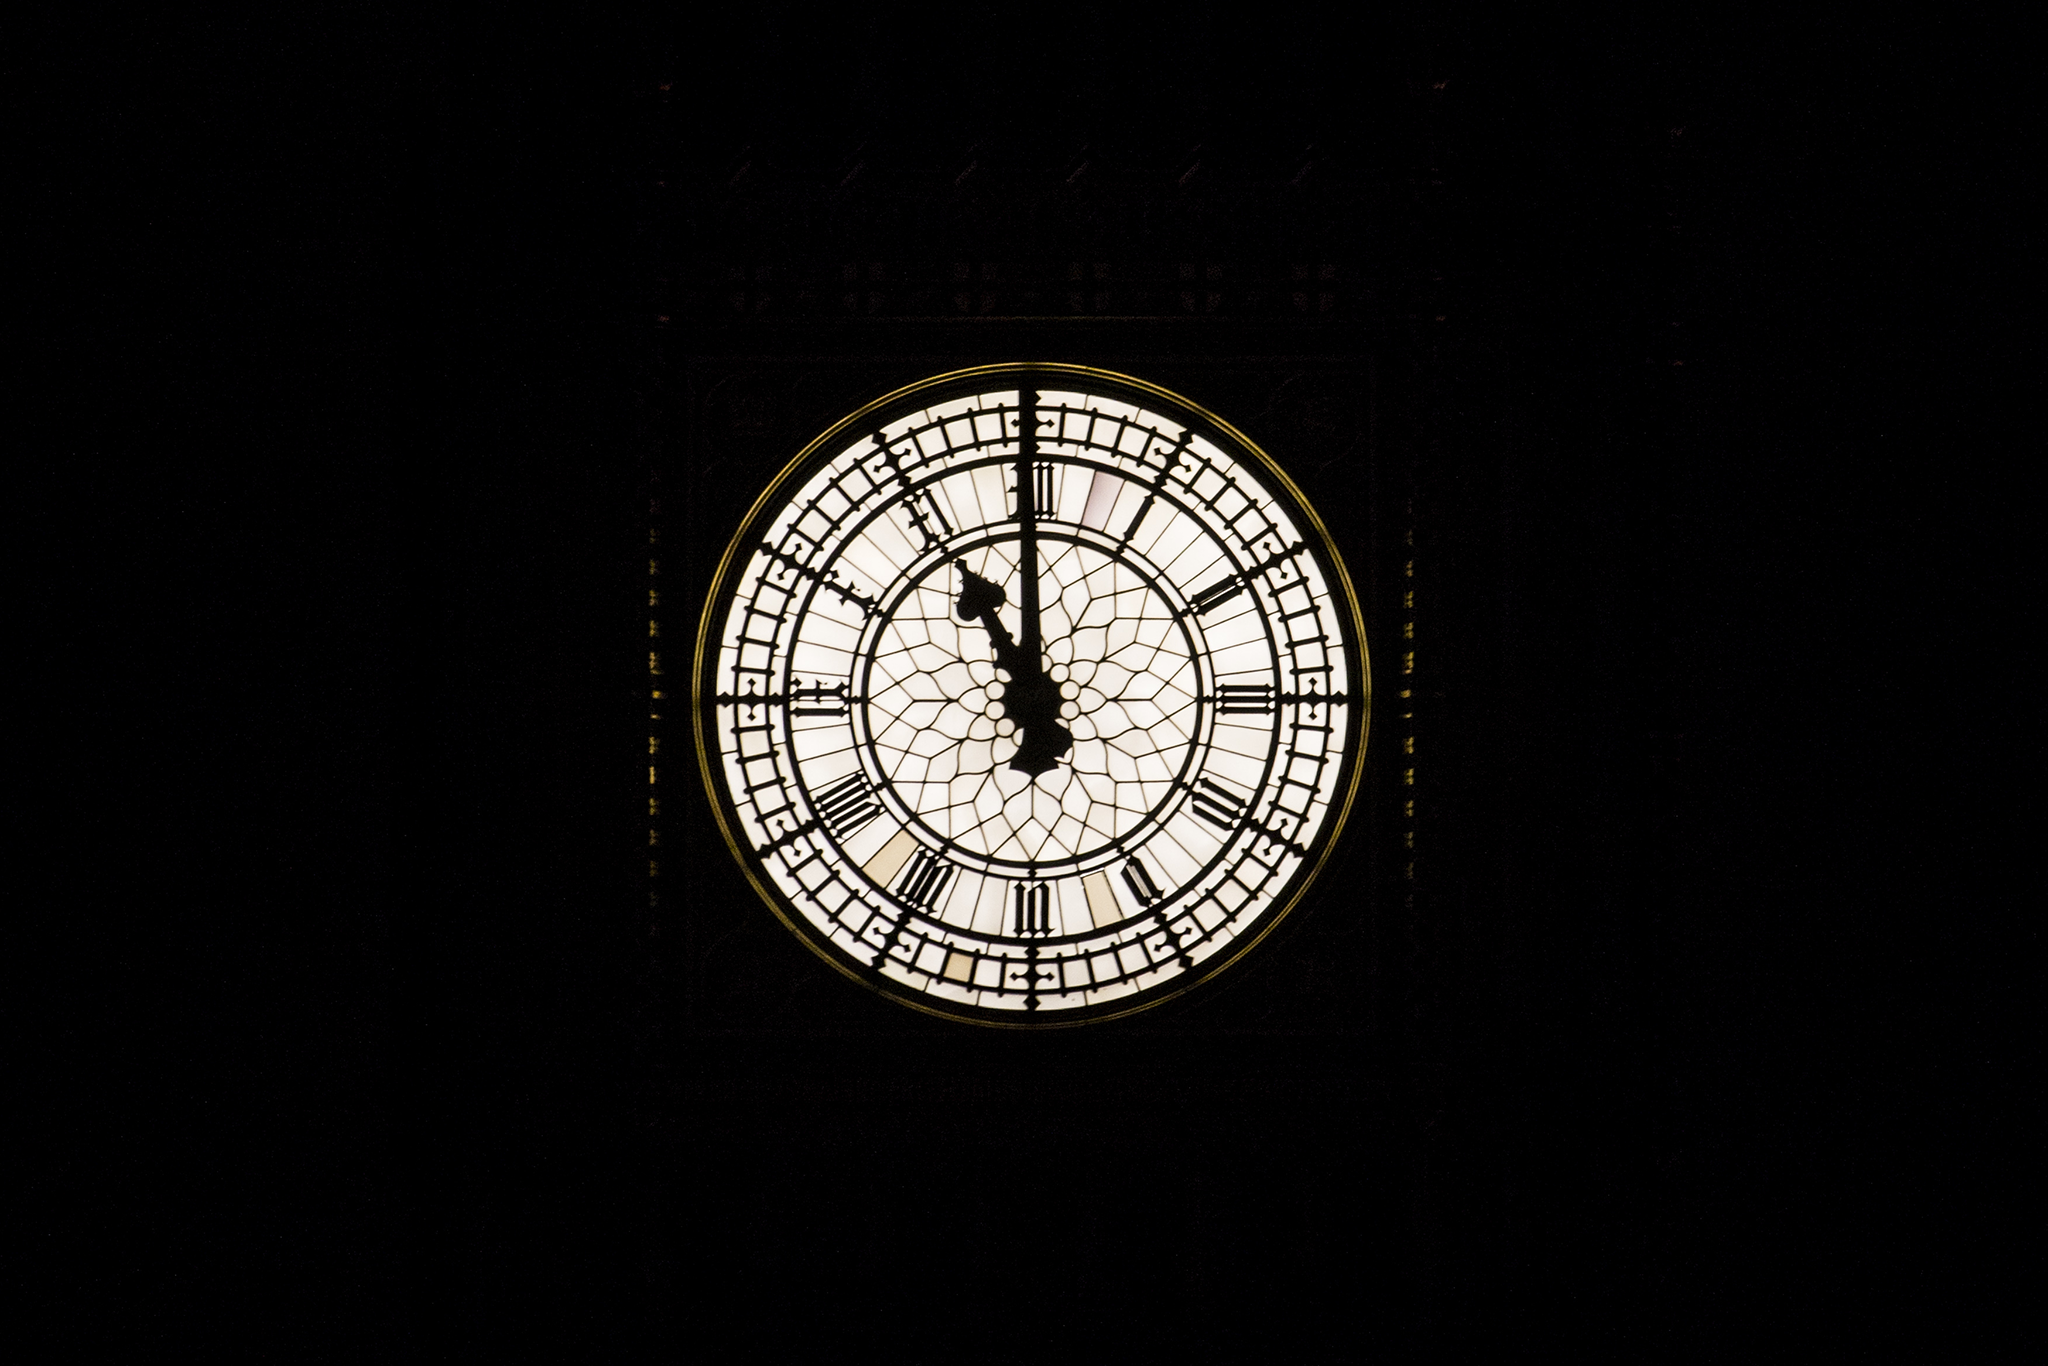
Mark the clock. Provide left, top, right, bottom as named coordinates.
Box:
left=693, top=364, right=1369, bottom=1025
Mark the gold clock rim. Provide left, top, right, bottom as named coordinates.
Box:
left=691, top=362, right=1373, bottom=1029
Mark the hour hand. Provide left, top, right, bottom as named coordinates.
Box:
left=954, top=562, right=1011, bottom=640
left=954, top=561, right=1072, bottom=778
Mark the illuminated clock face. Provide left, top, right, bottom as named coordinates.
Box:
left=695, top=365, right=1369, bottom=1025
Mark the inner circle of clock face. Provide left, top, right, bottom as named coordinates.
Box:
left=860, top=538, right=1200, bottom=869
left=700, top=369, right=1367, bottom=1025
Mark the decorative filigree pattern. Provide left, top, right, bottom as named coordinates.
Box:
left=866, top=541, right=1198, bottom=863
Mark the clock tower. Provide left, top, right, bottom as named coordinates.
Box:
left=641, top=128, right=1438, bottom=1348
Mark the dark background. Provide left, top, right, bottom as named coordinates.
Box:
left=52, top=10, right=2020, bottom=1359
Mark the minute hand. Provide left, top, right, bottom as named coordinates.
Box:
left=1016, top=386, right=1044, bottom=659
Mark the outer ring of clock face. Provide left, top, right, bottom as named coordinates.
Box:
left=693, top=364, right=1370, bottom=1027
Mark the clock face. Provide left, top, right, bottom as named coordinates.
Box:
left=694, top=365, right=1369, bottom=1025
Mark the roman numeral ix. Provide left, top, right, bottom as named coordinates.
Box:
left=789, top=678, right=852, bottom=717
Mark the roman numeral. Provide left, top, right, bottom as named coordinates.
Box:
left=789, top=678, right=851, bottom=717
left=1117, top=433, right=1191, bottom=545
left=1011, top=462, right=1057, bottom=521
left=903, top=487, right=954, bottom=550
left=754, top=541, right=878, bottom=618
left=895, top=846, right=957, bottom=912
left=1188, top=574, right=1245, bottom=616
left=1120, top=855, right=1164, bottom=908
left=1013, top=882, right=1050, bottom=936
left=711, top=679, right=867, bottom=716
left=1190, top=776, right=1250, bottom=831
left=1215, top=683, right=1275, bottom=715
left=812, top=772, right=882, bottom=841
left=1118, top=491, right=1155, bottom=543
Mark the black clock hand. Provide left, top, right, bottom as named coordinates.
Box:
left=954, top=562, right=1072, bottom=778
left=1016, top=386, right=1043, bottom=664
